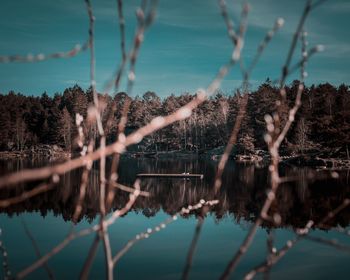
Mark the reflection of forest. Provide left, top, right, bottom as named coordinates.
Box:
left=1, top=158, right=349, bottom=229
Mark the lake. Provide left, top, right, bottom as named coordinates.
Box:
left=0, top=157, right=350, bottom=279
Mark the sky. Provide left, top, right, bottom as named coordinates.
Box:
left=0, top=0, right=349, bottom=97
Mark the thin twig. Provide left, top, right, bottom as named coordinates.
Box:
left=0, top=181, right=55, bottom=208
left=181, top=217, right=204, bottom=280
left=112, top=200, right=219, bottom=264
left=79, top=234, right=101, bottom=280
left=244, top=198, right=350, bottom=280
left=16, top=180, right=142, bottom=279
left=0, top=228, right=12, bottom=280
left=21, top=218, right=55, bottom=280
left=219, top=2, right=325, bottom=278
left=0, top=43, right=89, bottom=64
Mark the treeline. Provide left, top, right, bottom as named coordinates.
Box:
left=0, top=81, right=349, bottom=156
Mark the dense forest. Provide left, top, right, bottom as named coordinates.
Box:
left=0, top=80, right=349, bottom=157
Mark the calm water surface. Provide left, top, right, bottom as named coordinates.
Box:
left=0, top=157, right=350, bottom=279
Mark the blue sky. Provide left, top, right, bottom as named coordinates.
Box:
left=0, top=0, right=349, bottom=97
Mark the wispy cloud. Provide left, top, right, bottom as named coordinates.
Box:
left=325, top=1, right=350, bottom=13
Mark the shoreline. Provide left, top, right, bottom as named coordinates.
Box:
left=0, top=145, right=71, bottom=161
left=1, top=146, right=349, bottom=170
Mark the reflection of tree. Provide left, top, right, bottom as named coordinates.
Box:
left=1, top=158, right=349, bottom=229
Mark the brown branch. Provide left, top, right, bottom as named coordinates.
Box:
left=219, top=2, right=325, bottom=278
left=79, top=235, right=101, bottom=280
left=103, top=0, right=128, bottom=93
left=78, top=180, right=143, bottom=280
left=0, top=40, right=239, bottom=190
left=101, top=220, right=113, bottom=280
left=181, top=217, right=204, bottom=280
left=0, top=42, right=89, bottom=64
left=21, top=218, right=55, bottom=280
left=218, top=0, right=239, bottom=45
left=16, top=180, right=142, bottom=279
left=263, top=230, right=275, bottom=280
left=0, top=228, right=12, bottom=280
left=106, top=9, right=153, bottom=187
left=244, top=237, right=298, bottom=280
left=279, top=0, right=312, bottom=88
left=112, top=200, right=219, bottom=264
left=181, top=14, right=282, bottom=280
left=0, top=181, right=55, bottom=208
left=244, top=198, right=350, bottom=280
left=110, top=181, right=150, bottom=197
left=214, top=9, right=283, bottom=194
left=156, top=5, right=252, bottom=276
left=246, top=18, right=284, bottom=76
left=117, top=0, right=159, bottom=135
left=16, top=227, right=96, bottom=279
left=72, top=143, right=94, bottom=222
left=304, top=235, right=350, bottom=252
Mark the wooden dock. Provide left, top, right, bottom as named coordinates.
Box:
left=137, top=173, right=204, bottom=179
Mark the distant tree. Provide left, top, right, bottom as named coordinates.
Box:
left=47, top=105, right=62, bottom=144
left=23, top=99, right=43, bottom=141
left=40, top=92, right=52, bottom=109
left=15, top=113, right=29, bottom=151
left=294, top=118, right=315, bottom=154
left=238, top=133, right=255, bottom=155
left=0, top=101, right=11, bottom=150
left=59, top=107, right=73, bottom=150
left=0, top=82, right=349, bottom=157
left=129, top=96, right=144, bottom=128
left=162, top=95, right=180, bottom=150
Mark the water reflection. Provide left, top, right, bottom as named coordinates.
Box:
left=0, top=157, right=349, bottom=229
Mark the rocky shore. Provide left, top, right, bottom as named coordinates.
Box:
left=1, top=146, right=349, bottom=170
left=0, top=145, right=71, bottom=160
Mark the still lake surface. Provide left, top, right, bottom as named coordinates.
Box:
left=0, top=157, right=350, bottom=279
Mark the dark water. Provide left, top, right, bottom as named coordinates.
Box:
left=0, top=157, right=350, bottom=279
